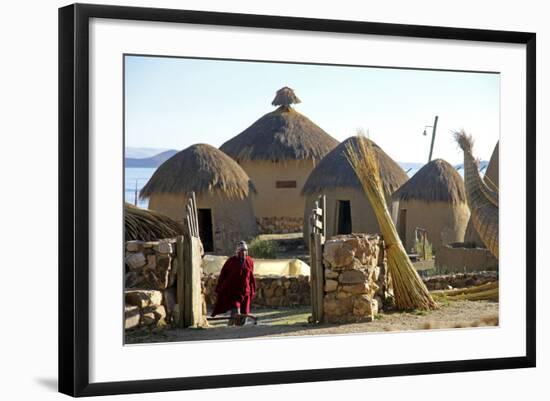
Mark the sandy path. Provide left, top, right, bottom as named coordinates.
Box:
left=125, top=300, right=498, bottom=344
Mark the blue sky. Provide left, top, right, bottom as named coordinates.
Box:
left=124, top=55, right=500, bottom=164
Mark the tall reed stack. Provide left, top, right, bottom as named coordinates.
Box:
left=346, top=136, right=437, bottom=310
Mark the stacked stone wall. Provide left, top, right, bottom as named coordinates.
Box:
left=322, top=234, right=390, bottom=323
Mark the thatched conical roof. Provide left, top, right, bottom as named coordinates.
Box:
left=220, top=88, right=338, bottom=162
left=125, top=203, right=183, bottom=241
left=393, top=158, right=466, bottom=204
left=272, top=86, right=301, bottom=106
left=302, top=136, right=408, bottom=198
left=140, top=143, right=255, bottom=200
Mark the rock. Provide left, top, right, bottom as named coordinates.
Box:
left=341, top=282, right=370, bottom=294
left=352, top=295, right=375, bottom=320
left=336, top=291, right=352, bottom=300
left=324, top=297, right=353, bottom=316
left=323, top=240, right=355, bottom=268
left=146, top=254, right=156, bottom=269
left=124, top=305, right=140, bottom=329
left=324, top=279, right=338, bottom=292
left=125, top=289, right=163, bottom=308
left=155, top=241, right=173, bottom=254
left=125, top=271, right=139, bottom=288
left=338, top=269, right=368, bottom=284
left=141, top=305, right=167, bottom=326
left=141, top=313, right=156, bottom=326
left=156, top=255, right=171, bottom=269
left=325, top=269, right=339, bottom=279
left=126, top=241, right=141, bottom=252
left=125, top=252, right=146, bottom=270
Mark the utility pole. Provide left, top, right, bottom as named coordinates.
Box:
left=134, top=179, right=138, bottom=206
left=428, top=115, right=438, bottom=163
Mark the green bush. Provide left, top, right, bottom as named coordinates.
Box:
left=248, top=238, right=277, bottom=259
left=415, top=237, right=433, bottom=261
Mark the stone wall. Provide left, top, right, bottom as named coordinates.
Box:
left=124, top=239, right=178, bottom=290
left=322, top=234, right=389, bottom=324
left=435, top=242, right=498, bottom=273
left=423, top=271, right=498, bottom=291
left=125, top=289, right=168, bottom=330
left=256, top=217, right=304, bottom=234
left=203, top=274, right=310, bottom=309
left=124, top=239, right=180, bottom=330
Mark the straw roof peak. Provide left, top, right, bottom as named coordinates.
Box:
left=272, top=86, right=301, bottom=107
left=302, top=136, right=408, bottom=198
left=140, top=143, right=256, bottom=200
left=393, top=158, right=466, bottom=204
left=220, top=91, right=338, bottom=162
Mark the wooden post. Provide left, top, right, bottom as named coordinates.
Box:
left=183, top=236, right=202, bottom=327
left=314, top=233, right=324, bottom=322
left=320, top=195, right=326, bottom=243
left=191, top=192, right=199, bottom=237
left=176, top=235, right=185, bottom=328
left=428, top=115, right=439, bottom=163
left=309, top=195, right=326, bottom=324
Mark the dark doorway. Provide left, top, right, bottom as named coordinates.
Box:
left=197, top=209, right=214, bottom=252
left=336, top=200, right=352, bottom=235
left=398, top=209, right=407, bottom=248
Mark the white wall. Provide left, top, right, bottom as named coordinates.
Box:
left=0, top=0, right=547, bottom=400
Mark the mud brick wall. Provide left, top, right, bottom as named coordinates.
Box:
left=435, top=243, right=499, bottom=273
left=202, top=274, right=311, bottom=309
left=322, top=234, right=390, bottom=324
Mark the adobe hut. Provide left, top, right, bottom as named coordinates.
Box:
left=464, top=141, right=499, bottom=246
left=302, top=136, right=408, bottom=241
left=392, top=159, right=470, bottom=253
left=140, top=143, right=258, bottom=254
left=220, top=87, right=338, bottom=234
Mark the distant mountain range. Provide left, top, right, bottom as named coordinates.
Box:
left=125, top=149, right=178, bottom=168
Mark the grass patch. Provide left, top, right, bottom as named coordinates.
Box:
left=248, top=237, right=277, bottom=259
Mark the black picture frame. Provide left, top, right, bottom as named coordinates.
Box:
left=58, top=3, right=536, bottom=397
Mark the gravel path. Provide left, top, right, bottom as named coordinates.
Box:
left=125, top=300, right=498, bottom=344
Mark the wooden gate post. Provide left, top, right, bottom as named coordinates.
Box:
left=176, top=191, right=204, bottom=328
left=309, top=195, right=326, bottom=323
left=176, top=235, right=185, bottom=328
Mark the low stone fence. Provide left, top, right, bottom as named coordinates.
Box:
left=256, top=217, right=303, bottom=234
left=203, top=274, right=310, bottom=309
left=124, top=289, right=168, bottom=330
left=322, top=234, right=389, bottom=324
left=423, top=271, right=498, bottom=291
left=124, top=239, right=178, bottom=290
left=124, top=239, right=180, bottom=330
left=435, top=242, right=498, bottom=273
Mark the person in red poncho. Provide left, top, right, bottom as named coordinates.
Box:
left=211, top=241, right=256, bottom=324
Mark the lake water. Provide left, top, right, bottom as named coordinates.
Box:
left=125, top=167, right=156, bottom=208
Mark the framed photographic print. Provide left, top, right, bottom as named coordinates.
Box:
left=58, top=3, right=536, bottom=397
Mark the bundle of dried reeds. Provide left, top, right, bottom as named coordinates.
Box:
left=431, top=281, right=499, bottom=302
left=346, top=137, right=437, bottom=311
left=125, top=203, right=184, bottom=242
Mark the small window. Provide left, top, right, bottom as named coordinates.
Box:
left=275, top=180, right=297, bottom=188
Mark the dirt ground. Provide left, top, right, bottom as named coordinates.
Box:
left=125, top=300, right=499, bottom=344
